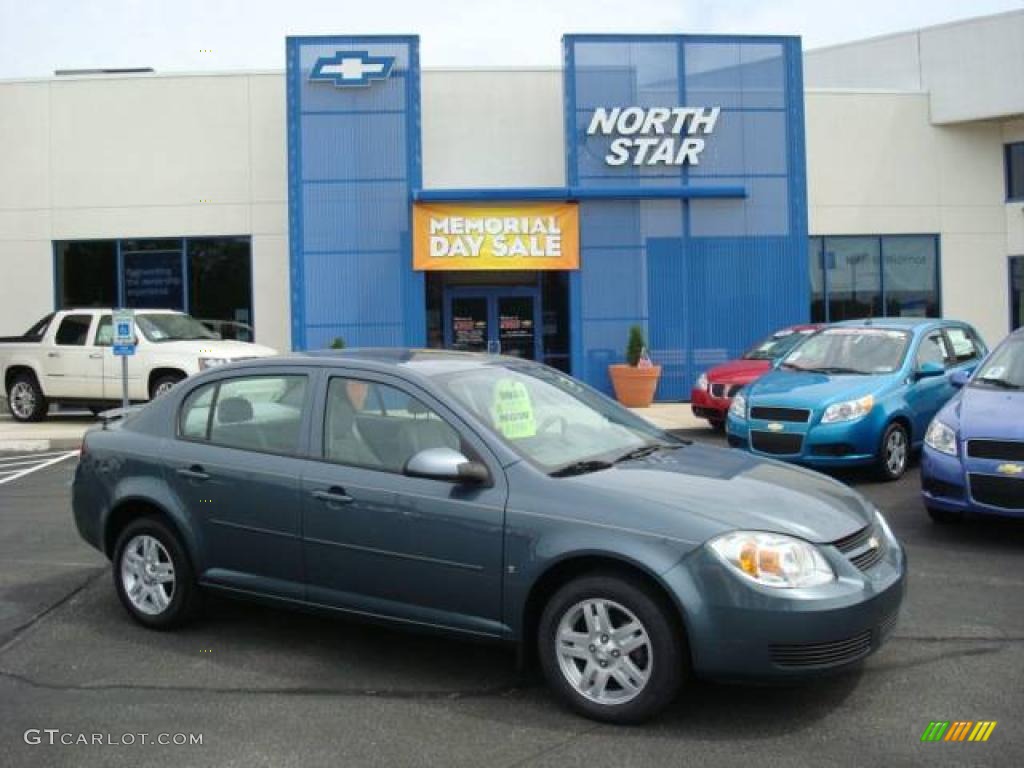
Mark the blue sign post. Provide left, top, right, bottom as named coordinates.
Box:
left=112, top=309, right=136, bottom=409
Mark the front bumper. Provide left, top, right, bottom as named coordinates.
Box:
left=726, top=410, right=884, bottom=468
left=921, top=443, right=1024, bottom=519
left=690, top=388, right=732, bottom=423
left=664, top=528, right=906, bottom=681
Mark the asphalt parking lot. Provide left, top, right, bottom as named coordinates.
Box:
left=0, top=430, right=1022, bottom=768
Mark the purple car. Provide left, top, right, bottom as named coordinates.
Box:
left=921, top=328, right=1024, bottom=521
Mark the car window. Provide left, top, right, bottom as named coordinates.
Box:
left=94, top=315, right=113, bottom=346
left=916, top=330, right=950, bottom=368
left=54, top=314, right=93, bottom=346
left=180, top=375, right=308, bottom=455
left=324, top=377, right=461, bottom=473
left=944, top=327, right=982, bottom=364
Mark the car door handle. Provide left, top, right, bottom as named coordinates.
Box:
left=312, top=487, right=354, bottom=505
left=47, top=352, right=60, bottom=358
left=176, top=465, right=210, bottom=481
left=88, top=352, right=103, bottom=359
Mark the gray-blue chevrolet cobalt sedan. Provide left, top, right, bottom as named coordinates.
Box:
left=72, top=350, right=906, bottom=723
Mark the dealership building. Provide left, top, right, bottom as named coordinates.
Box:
left=1, top=10, right=1022, bottom=399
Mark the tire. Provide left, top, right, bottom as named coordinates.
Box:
left=538, top=573, right=686, bottom=724
left=112, top=516, right=200, bottom=629
left=928, top=507, right=964, bottom=524
left=6, top=371, right=49, bottom=422
left=149, top=372, right=185, bottom=400
left=876, top=422, right=910, bottom=481
left=709, top=419, right=726, bottom=433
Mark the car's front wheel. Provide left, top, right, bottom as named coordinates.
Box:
left=876, top=422, right=910, bottom=481
left=538, top=573, right=686, bottom=724
left=113, top=517, right=199, bottom=629
left=149, top=372, right=185, bottom=400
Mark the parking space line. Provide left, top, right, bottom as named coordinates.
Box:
left=0, top=451, right=78, bottom=487
left=0, top=450, right=79, bottom=464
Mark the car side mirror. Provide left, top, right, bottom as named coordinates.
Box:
left=404, top=447, right=489, bottom=484
left=949, top=369, right=970, bottom=389
left=916, top=361, right=945, bottom=379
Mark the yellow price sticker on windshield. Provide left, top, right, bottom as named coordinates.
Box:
left=493, top=379, right=536, bottom=440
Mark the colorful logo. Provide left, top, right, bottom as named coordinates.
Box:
left=920, top=721, right=997, bottom=742
left=766, top=422, right=785, bottom=432
left=996, top=463, right=1023, bottom=476
left=309, top=51, right=394, bottom=87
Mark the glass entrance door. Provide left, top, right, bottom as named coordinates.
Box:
left=444, top=287, right=540, bottom=359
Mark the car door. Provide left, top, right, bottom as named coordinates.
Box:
left=300, top=371, right=508, bottom=637
left=905, top=328, right=954, bottom=441
left=162, top=368, right=314, bottom=600
left=41, top=313, right=105, bottom=399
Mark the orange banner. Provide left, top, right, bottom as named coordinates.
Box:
left=413, top=202, right=579, bottom=271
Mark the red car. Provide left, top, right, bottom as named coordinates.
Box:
left=691, top=324, right=823, bottom=429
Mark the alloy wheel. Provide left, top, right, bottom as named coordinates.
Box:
left=886, top=429, right=907, bottom=476
left=555, top=598, right=653, bottom=706
left=9, top=382, right=35, bottom=419
left=120, top=535, right=175, bottom=616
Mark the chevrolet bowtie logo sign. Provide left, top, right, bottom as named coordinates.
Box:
left=309, top=51, right=394, bottom=87
left=996, top=463, right=1023, bottom=476
left=766, top=422, right=785, bottom=432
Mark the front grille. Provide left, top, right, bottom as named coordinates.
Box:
left=710, top=383, right=743, bottom=399
left=812, top=443, right=855, bottom=457
left=750, top=406, right=811, bottom=423
left=922, top=476, right=965, bottom=500
left=967, top=440, right=1024, bottom=461
left=969, top=474, right=1024, bottom=510
left=832, top=524, right=885, bottom=571
left=711, top=383, right=726, bottom=398
left=750, top=431, right=803, bottom=455
left=770, top=629, right=873, bottom=668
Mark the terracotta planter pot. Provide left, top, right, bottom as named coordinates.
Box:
left=608, top=364, right=662, bottom=407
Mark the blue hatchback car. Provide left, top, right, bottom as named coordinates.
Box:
left=727, top=319, right=987, bottom=480
left=921, top=328, right=1024, bottom=521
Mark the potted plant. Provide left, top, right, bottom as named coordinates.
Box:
left=608, top=325, right=661, bottom=407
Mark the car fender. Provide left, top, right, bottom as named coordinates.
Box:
left=104, top=473, right=204, bottom=570
left=2, top=353, right=47, bottom=394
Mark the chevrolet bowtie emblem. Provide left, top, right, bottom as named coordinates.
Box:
left=996, top=463, right=1023, bottom=476
left=766, top=422, right=785, bottom=432
left=867, top=536, right=880, bottom=550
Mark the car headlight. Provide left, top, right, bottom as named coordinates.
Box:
left=696, top=372, right=708, bottom=391
left=198, top=357, right=231, bottom=370
left=708, top=531, right=835, bottom=589
left=729, top=392, right=747, bottom=419
left=821, top=394, right=874, bottom=424
left=924, top=418, right=957, bottom=456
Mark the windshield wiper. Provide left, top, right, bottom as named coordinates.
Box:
left=808, top=366, right=866, bottom=375
left=976, top=376, right=1022, bottom=390
left=780, top=362, right=809, bottom=371
left=612, top=443, right=683, bottom=464
left=549, top=459, right=613, bottom=478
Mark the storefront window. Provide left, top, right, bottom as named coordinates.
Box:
left=809, top=235, right=939, bottom=322
left=54, top=237, right=253, bottom=338
left=1012, top=256, right=1024, bottom=330
left=55, top=241, right=117, bottom=308
left=1007, top=142, right=1024, bottom=201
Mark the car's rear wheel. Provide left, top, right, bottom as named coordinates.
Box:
left=538, top=573, right=686, bottom=724
left=113, top=517, right=199, bottom=629
left=6, top=372, right=48, bottom=422
left=927, top=507, right=964, bottom=524
left=149, top=372, right=185, bottom=400
left=876, top=422, right=909, bottom=481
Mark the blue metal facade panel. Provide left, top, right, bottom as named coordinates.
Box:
left=286, top=36, right=423, bottom=351
left=564, top=35, right=808, bottom=398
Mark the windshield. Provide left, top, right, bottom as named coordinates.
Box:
left=781, top=328, right=910, bottom=374
left=436, top=364, right=680, bottom=473
left=136, top=313, right=219, bottom=343
left=972, top=338, right=1024, bottom=390
left=743, top=329, right=815, bottom=360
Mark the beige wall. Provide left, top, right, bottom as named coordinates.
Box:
left=0, top=72, right=290, bottom=352
left=806, top=90, right=1011, bottom=343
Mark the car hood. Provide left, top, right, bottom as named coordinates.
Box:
left=746, top=369, right=885, bottom=407
left=145, top=339, right=277, bottom=358
left=954, top=386, right=1024, bottom=440
left=707, top=358, right=772, bottom=384
left=563, top=444, right=873, bottom=544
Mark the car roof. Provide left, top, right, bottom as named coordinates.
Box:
left=829, top=317, right=952, bottom=332
left=221, top=348, right=539, bottom=378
